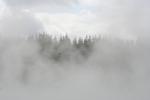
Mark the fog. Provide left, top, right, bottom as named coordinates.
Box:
left=0, top=0, right=150, bottom=99
left=0, top=35, right=149, bottom=100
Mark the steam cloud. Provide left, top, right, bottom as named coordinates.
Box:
left=0, top=0, right=150, bottom=100
left=0, top=35, right=149, bottom=100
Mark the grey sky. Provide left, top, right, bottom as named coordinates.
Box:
left=0, top=0, right=150, bottom=40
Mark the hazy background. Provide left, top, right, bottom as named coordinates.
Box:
left=0, top=0, right=150, bottom=39
left=0, top=0, right=150, bottom=100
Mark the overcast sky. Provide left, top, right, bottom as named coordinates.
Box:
left=0, top=0, right=149, bottom=40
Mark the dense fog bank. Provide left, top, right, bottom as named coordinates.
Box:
left=0, top=35, right=150, bottom=100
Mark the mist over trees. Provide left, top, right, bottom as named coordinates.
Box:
left=0, top=34, right=149, bottom=100
left=0, top=34, right=148, bottom=85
